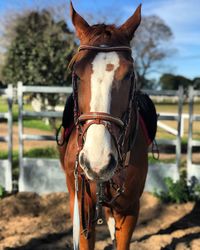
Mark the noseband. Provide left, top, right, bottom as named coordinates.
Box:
left=72, top=44, right=137, bottom=166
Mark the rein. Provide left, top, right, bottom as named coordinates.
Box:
left=70, top=44, right=138, bottom=247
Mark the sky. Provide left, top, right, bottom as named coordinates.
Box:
left=0, top=0, right=199, bottom=80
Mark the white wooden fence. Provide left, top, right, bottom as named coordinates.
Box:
left=145, top=86, right=184, bottom=192
left=0, top=83, right=200, bottom=193
left=17, top=82, right=71, bottom=193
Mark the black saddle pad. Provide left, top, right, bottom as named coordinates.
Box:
left=61, top=91, right=157, bottom=142
left=62, top=93, right=74, bottom=129
left=136, top=91, right=157, bottom=142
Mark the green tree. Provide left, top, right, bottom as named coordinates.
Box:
left=160, top=73, right=192, bottom=90
left=2, top=10, right=75, bottom=87
left=1, top=10, right=76, bottom=129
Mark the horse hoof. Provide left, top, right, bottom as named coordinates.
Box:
left=104, top=240, right=116, bottom=250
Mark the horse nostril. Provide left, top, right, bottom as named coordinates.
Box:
left=79, top=152, right=91, bottom=170
left=79, top=152, right=85, bottom=166
left=107, top=154, right=117, bottom=171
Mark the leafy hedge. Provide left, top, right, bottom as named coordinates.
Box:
left=154, top=172, right=200, bottom=203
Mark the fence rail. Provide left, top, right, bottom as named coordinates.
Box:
left=1, top=83, right=200, bottom=193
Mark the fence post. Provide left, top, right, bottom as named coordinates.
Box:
left=17, top=81, right=24, bottom=191
left=187, top=86, right=193, bottom=169
left=187, top=86, right=200, bottom=182
left=176, top=85, right=184, bottom=170
left=6, top=84, right=13, bottom=192
left=0, top=84, right=13, bottom=192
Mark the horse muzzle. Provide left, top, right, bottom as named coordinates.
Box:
left=79, top=151, right=117, bottom=181
left=75, top=111, right=125, bottom=180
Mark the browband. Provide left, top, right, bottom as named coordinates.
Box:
left=68, top=45, right=132, bottom=70
left=78, top=45, right=132, bottom=53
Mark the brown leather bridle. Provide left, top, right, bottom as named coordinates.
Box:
left=71, top=44, right=138, bottom=168
left=70, top=45, right=139, bottom=237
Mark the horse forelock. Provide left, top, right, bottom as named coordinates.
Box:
left=81, top=23, right=130, bottom=46
left=70, top=23, right=131, bottom=72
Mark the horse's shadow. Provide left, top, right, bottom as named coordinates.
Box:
left=4, top=223, right=113, bottom=250
left=5, top=202, right=200, bottom=250
left=134, top=201, right=200, bottom=249
left=161, top=232, right=200, bottom=250
left=4, top=228, right=73, bottom=250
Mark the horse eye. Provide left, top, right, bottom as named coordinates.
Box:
left=124, top=72, right=132, bottom=81
left=76, top=75, right=81, bottom=83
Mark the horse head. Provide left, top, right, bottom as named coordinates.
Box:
left=70, top=1, right=141, bottom=181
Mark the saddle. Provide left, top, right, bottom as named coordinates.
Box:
left=60, top=91, right=157, bottom=145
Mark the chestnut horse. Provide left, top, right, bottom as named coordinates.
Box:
left=59, top=2, right=153, bottom=250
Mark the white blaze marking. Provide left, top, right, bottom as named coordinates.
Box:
left=82, top=52, right=119, bottom=173
left=107, top=217, right=116, bottom=241
left=90, top=52, right=119, bottom=112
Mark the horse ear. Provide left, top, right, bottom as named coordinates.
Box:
left=70, top=1, right=91, bottom=41
left=119, top=4, right=142, bottom=41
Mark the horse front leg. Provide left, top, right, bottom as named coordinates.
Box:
left=68, top=191, right=96, bottom=250
left=113, top=200, right=139, bottom=250
left=67, top=175, right=96, bottom=250
left=79, top=224, right=96, bottom=250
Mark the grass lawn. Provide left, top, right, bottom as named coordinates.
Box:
left=0, top=97, right=60, bottom=131
left=22, top=119, right=52, bottom=131
left=155, top=102, right=200, bottom=114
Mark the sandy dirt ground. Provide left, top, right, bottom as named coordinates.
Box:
left=0, top=192, right=200, bottom=250
left=1, top=124, right=200, bottom=249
